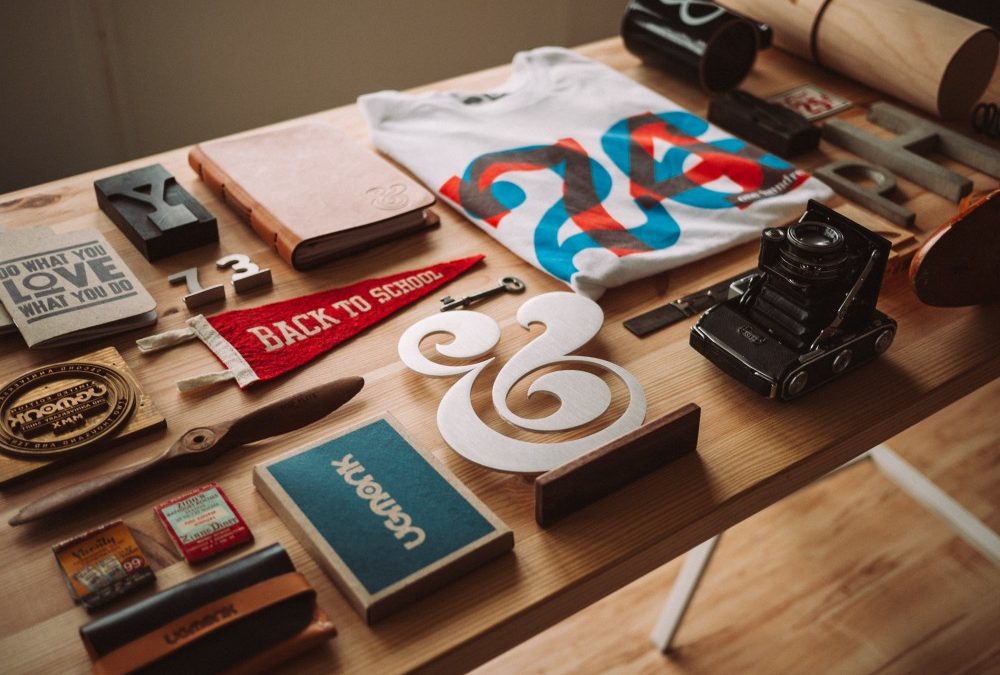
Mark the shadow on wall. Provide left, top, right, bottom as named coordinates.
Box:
left=0, top=0, right=623, bottom=194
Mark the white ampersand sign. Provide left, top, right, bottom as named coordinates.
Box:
left=397, top=292, right=646, bottom=473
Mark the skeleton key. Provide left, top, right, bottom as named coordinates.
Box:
left=440, top=276, right=526, bottom=312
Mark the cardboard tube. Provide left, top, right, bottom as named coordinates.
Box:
left=719, top=0, right=828, bottom=60
left=720, top=0, right=998, bottom=120
left=816, top=0, right=996, bottom=119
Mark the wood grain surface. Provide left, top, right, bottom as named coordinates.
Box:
left=0, top=38, right=997, bottom=674
left=476, top=379, right=1000, bottom=674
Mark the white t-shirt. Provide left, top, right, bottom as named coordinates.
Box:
left=360, top=47, right=831, bottom=298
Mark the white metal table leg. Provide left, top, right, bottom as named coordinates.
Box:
left=651, top=443, right=1000, bottom=655
left=650, top=534, right=721, bottom=653
left=649, top=452, right=863, bottom=654
left=869, top=443, right=1000, bottom=566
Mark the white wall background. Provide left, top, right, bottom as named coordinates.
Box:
left=0, top=0, right=624, bottom=193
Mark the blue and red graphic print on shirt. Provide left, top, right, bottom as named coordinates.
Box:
left=441, top=110, right=807, bottom=283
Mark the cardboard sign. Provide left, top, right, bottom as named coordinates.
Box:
left=253, top=414, right=513, bottom=623
left=0, top=227, right=156, bottom=347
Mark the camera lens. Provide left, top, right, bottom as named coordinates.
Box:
left=777, top=220, right=848, bottom=282
left=787, top=222, right=845, bottom=252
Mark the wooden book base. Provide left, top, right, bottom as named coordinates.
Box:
left=535, top=404, right=700, bottom=527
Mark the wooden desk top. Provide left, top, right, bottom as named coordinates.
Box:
left=1, top=38, right=998, bottom=674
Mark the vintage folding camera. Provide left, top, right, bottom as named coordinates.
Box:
left=690, top=200, right=896, bottom=401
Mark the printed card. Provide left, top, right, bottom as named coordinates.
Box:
left=52, top=520, right=155, bottom=611
left=0, top=227, right=156, bottom=348
left=155, top=483, right=253, bottom=563
left=253, top=414, right=513, bottom=623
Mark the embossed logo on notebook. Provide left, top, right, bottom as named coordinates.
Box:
left=367, top=184, right=409, bottom=210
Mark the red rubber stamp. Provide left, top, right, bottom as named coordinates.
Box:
left=154, top=483, right=253, bottom=563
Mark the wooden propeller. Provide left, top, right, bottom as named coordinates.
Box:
left=9, top=376, right=364, bottom=526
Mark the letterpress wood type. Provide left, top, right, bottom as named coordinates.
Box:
left=823, top=103, right=1000, bottom=203
left=95, top=164, right=218, bottom=261
left=814, top=160, right=916, bottom=228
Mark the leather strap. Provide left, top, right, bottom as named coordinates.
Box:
left=92, top=572, right=312, bottom=675
left=224, top=606, right=337, bottom=675
left=623, top=268, right=754, bottom=337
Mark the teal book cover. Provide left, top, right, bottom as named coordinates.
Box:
left=254, top=414, right=513, bottom=622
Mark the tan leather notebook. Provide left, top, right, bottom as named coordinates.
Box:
left=189, top=122, right=436, bottom=269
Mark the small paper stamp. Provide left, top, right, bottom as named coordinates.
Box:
left=768, top=84, right=852, bottom=121
left=154, top=483, right=253, bottom=564
left=53, top=520, right=155, bottom=611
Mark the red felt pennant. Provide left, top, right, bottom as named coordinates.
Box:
left=139, top=255, right=484, bottom=389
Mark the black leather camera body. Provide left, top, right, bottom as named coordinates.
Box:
left=690, top=201, right=896, bottom=401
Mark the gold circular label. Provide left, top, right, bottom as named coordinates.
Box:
left=0, top=362, right=136, bottom=459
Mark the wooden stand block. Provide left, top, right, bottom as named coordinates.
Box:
left=95, top=164, right=218, bottom=261
left=535, top=404, right=700, bottom=527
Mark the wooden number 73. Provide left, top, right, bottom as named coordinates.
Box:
left=397, top=292, right=646, bottom=473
